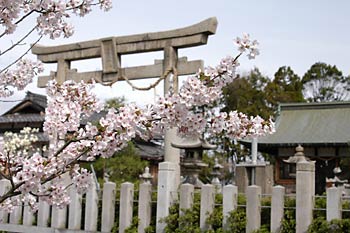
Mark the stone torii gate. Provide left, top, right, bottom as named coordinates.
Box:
left=32, top=17, right=217, bottom=182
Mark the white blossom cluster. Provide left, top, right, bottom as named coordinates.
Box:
left=1, top=127, right=39, bottom=160
left=0, top=0, right=113, bottom=98
left=44, top=79, right=103, bottom=140
left=234, top=33, right=260, bottom=59
left=0, top=0, right=113, bottom=38
left=0, top=59, right=44, bottom=97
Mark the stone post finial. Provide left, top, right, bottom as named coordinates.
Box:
left=140, top=167, right=153, bottom=184
left=211, top=158, right=223, bottom=192
left=283, top=144, right=308, bottom=163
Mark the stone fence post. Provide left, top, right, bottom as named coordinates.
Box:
left=119, top=182, right=134, bottom=233
left=101, top=181, right=116, bottom=233
left=200, top=184, right=215, bottom=231
left=84, top=177, right=99, bottom=232
left=296, top=160, right=315, bottom=233
left=180, top=183, right=194, bottom=215
left=68, top=185, right=82, bottom=230
left=246, top=185, right=261, bottom=233
left=0, top=180, right=10, bottom=223
left=222, top=184, right=238, bottom=230
left=138, top=183, right=152, bottom=233
left=156, top=162, right=177, bottom=233
left=327, top=187, right=342, bottom=221
left=271, top=185, right=285, bottom=233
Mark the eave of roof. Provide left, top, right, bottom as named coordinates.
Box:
left=0, top=113, right=45, bottom=124
left=3, top=91, right=47, bottom=115
left=256, top=101, right=350, bottom=146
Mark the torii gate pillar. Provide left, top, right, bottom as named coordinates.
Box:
left=162, top=46, right=181, bottom=186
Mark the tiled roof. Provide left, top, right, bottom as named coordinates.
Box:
left=135, top=140, right=164, bottom=160
left=0, top=113, right=45, bottom=123
left=255, top=101, right=350, bottom=147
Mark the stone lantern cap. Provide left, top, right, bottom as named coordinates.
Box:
left=283, top=144, right=311, bottom=164
left=171, top=136, right=216, bottom=150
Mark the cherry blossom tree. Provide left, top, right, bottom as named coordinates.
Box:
left=0, top=2, right=274, bottom=212
left=0, top=0, right=112, bottom=97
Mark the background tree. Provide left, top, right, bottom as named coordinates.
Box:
left=87, top=96, right=149, bottom=186
left=105, top=96, right=126, bottom=109
left=302, top=62, right=350, bottom=102
left=265, top=66, right=304, bottom=109
left=222, top=67, right=272, bottom=119
left=89, top=142, right=148, bottom=186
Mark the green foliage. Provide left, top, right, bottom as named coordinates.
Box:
left=225, top=209, right=246, bottom=233
left=314, top=195, right=326, bottom=219
left=124, top=217, right=140, bottom=233
left=88, top=141, right=148, bottom=186
left=222, top=67, right=272, bottom=120
left=302, top=62, right=350, bottom=102
left=105, top=96, right=126, bottom=109
left=280, top=197, right=296, bottom=233
left=261, top=196, right=271, bottom=230
left=162, top=193, right=202, bottom=233
left=342, top=200, right=350, bottom=218
left=265, top=66, right=304, bottom=110
left=307, top=217, right=350, bottom=233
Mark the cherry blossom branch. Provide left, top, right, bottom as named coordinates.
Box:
left=0, top=35, right=42, bottom=74
left=0, top=25, right=38, bottom=56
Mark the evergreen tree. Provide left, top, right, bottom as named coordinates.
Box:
left=302, top=62, right=350, bottom=102
left=265, top=66, right=304, bottom=109
left=222, top=67, right=272, bottom=119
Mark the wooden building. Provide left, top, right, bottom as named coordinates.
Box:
left=0, top=92, right=48, bottom=149
left=255, top=102, right=350, bottom=194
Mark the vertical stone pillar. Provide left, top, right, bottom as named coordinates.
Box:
left=101, top=181, right=116, bottom=233
left=51, top=204, right=67, bottom=228
left=119, top=182, right=134, bottom=233
left=223, top=185, right=238, bottom=230
left=271, top=185, right=285, bottom=233
left=9, top=197, right=22, bottom=224
left=37, top=197, right=50, bottom=227
left=68, top=186, right=82, bottom=230
left=84, top=178, right=99, bottom=231
left=246, top=185, right=261, bottom=233
left=296, top=160, right=315, bottom=233
left=56, top=59, right=70, bottom=84
left=156, top=162, right=177, bottom=233
left=0, top=180, right=10, bottom=223
left=180, top=183, right=194, bottom=215
left=327, top=187, right=342, bottom=221
left=163, top=46, right=181, bottom=189
left=200, top=184, right=215, bottom=231
left=138, top=183, right=152, bottom=233
left=23, top=202, right=35, bottom=226
left=51, top=174, right=70, bottom=229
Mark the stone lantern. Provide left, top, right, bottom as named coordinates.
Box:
left=139, top=167, right=154, bottom=184
left=172, top=136, right=216, bottom=188
left=283, top=145, right=310, bottom=163
left=211, top=157, right=224, bottom=192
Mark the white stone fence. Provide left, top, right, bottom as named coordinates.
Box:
left=0, top=160, right=346, bottom=233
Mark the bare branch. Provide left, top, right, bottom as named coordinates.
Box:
left=0, top=25, right=37, bottom=56
left=0, top=35, right=42, bottom=74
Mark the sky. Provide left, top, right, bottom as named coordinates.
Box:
left=1, top=0, right=350, bottom=113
